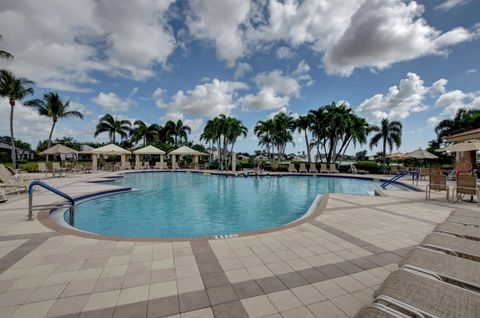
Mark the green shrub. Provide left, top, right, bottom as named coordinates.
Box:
left=354, top=161, right=379, bottom=174
left=19, top=162, right=38, bottom=172
left=16, top=159, right=28, bottom=164
left=338, top=165, right=349, bottom=173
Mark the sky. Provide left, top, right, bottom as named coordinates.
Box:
left=0, top=0, right=479, bottom=155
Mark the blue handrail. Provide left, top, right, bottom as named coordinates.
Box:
left=28, top=181, right=75, bottom=221
left=380, top=171, right=417, bottom=189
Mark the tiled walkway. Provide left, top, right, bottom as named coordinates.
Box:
left=0, top=172, right=474, bottom=317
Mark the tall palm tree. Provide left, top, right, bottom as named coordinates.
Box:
left=224, top=117, right=248, bottom=166
left=94, top=114, right=131, bottom=143
left=164, top=120, right=191, bottom=146
left=130, top=120, right=162, bottom=147
left=0, top=70, right=34, bottom=166
left=369, top=118, right=402, bottom=173
left=24, top=93, right=84, bottom=161
left=0, top=35, right=13, bottom=60
left=254, top=119, right=275, bottom=162
left=295, top=115, right=312, bottom=162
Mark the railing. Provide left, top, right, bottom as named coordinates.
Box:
left=28, top=181, right=75, bottom=224
left=380, top=171, right=418, bottom=189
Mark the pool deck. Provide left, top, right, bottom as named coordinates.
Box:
left=0, top=171, right=475, bottom=318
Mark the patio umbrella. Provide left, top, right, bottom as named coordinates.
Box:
left=91, top=144, right=130, bottom=155
left=40, top=144, right=78, bottom=155
left=406, top=148, right=439, bottom=160
left=133, top=145, right=166, bottom=155
left=386, top=152, right=407, bottom=159
left=437, top=140, right=480, bottom=153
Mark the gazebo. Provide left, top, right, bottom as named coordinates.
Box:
left=406, top=148, right=439, bottom=160
left=40, top=144, right=79, bottom=161
left=133, top=145, right=166, bottom=169
left=168, top=146, right=209, bottom=169
left=89, top=144, right=131, bottom=171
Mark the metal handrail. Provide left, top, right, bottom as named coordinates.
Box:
left=28, top=180, right=75, bottom=222
left=380, top=171, right=418, bottom=189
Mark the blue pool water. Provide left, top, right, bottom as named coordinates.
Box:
left=68, top=172, right=397, bottom=238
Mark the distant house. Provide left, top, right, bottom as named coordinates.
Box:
left=237, top=154, right=249, bottom=160
left=255, top=155, right=267, bottom=161
left=0, top=142, right=35, bottom=161
left=78, top=145, right=94, bottom=161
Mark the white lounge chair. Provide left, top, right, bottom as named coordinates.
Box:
left=0, top=165, right=30, bottom=194
left=350, top=163, right=368, bottom=175
left=329, top=164, right=339, bottom=174
left=298, top=163, right=308, bottom=173
left=320, top=164, right=329, bottom=173
left=288, top=163, right=297, bottom=173
left=309, top=164, right=318, bottom=173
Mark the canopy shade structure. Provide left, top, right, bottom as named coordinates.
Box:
left=40, top=144, right=78, bottom=155
left=133, top=145, right=166, bottom=155
left=437, top=140, right=480, bottom=153
left=168, top=146, right=209, bottom=156
left=91, top=144, right=130, bottom=155
left=406, top=148, right=438, bottom=159
left=386, top=152, right=407, bottom=159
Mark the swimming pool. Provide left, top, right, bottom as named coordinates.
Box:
left=65, top=172, right=401, bottom=238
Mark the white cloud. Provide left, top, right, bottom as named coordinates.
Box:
left=187, top=0, right=251, bottom=67
left=242, top=61, right=311, bottom=111
left=435, top=89, right=480, bottom=117
left=92, top=87, right=137, bottom=112
left=435, top=0, right=469, bottom=11
left=160, top=111, right=204, bottom=132
left=158, top=79, right=248, bottom=117
left=234, top=62, right=252, bottom=80
left=241, top=88, right=290, bottom=111
left=276, top=47, right=295, bottom=59
left=466, top=69, right=477, bottom=74
left=0, top=0, right=175, bottom=91
left=323, top=0, right=476, bottom=75
left=357, top=72, right=441, bottom=121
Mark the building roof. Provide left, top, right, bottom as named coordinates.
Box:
left=446, top=128, right=480, bottom=142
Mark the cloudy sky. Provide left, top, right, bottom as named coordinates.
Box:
left=0, top=0, right=479, bottom=154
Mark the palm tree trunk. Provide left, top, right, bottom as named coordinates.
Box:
left=382, top=137, right=387, bottom=174
left=9, top=100, right=16, bottom=167
left=46, top=120, right=57, bottom=162
left=304, top=130, right=310, bottom=163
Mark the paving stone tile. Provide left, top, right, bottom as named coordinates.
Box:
left=211, top=300, right=248, bottom=318
left=61, top=279, right=97, bottom=298
left=241, top=295, right=278, bottom=318
left=316, top=265, right=346, bottom=279
left=201, top=272, right=229, bottom=289
left=0, top=288, right=35, bottom=307
left=83, top=290, right=120, bottom=311
left=148, top=295, right=179, bottom=318
left=93, top=276, right=124, bottom=293
left=277, top=272, right=308, bottom=289
left=290, top=285, right=326, bottom=305
left=232, top=280, right=263, bottom=299
left=117, top=285, right=149, bottom=306
left=307, top=300, right=348, bottom=318
left=151, top=268, right=176, bottom=284
left=10, top=300, right=54, bottom=318
left=180, top=307, right=213, bottom=318
left=80, top=307, right=114, bottom=318
left=206, top=284, right=237, bottom=306
left=334, top=261, right=363, bottom=274
left=331, top=294, right=364, bottom=317
left=177, top=276, right=204, bottom=294
left=312, top=280, right=348, bottom=299
left=197, top=262, right=223, bottom=275
left=256, top=276, right=287, bottom=294
left=280, top=307, right=315, bottom=318
left=113, top=300, right=147, bottom=318
left=122, top=272, right=150, bottom=288
left=349, top=258, right=378, bottom=270
left=46, top=295, right=89, bottom=317
left=26, top=283, right=67, bottom=303
left=149, top=280, right=178, bottom=299
left=267, top=290, right=302, bottom=312
left=178, top=290, right=210, bottom=313
left=297, top=268, right=327, bottom=284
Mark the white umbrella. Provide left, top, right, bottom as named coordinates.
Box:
left=133, top=145, right=166, bottom=155
left=406, top=148, right=438, bottom=159
left=168, top=146, right=209, bottom=156
left=40, top=144, right=78, bottom=155
left=91, top=144, right=130, bottom=155
left=437, top=140, right=480, bottom=153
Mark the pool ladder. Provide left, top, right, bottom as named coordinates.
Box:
left=28, top=180, right=75, bottom=224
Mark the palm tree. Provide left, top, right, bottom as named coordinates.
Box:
left=164, top=120, right=191, bottom=146
left=0, top=35, right=13, bottom=60
left=224, top=117, right=248, bottom=166
left=295, top=115, right=313, bottom=162
left=131, top=120, right=162, bottom=147
left=435, top=109, right=480, bottom=142
left=24, top=93, right=84, bottom=161
left=0, top=70, right=34, bottom=167
left=94, top=114, right=131, bottom=143
left=369, top=118, right=403, bottom=173
left=254, top=119, right=275, bottom=162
